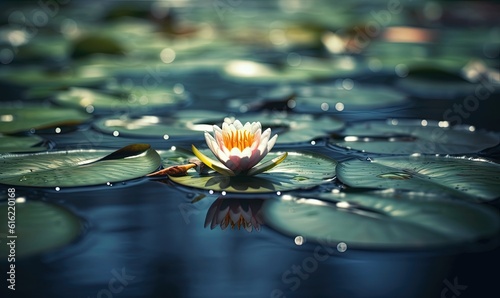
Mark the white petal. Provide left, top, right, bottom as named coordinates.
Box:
left=233, top=119, right=244, bottom=130
left=256, top=128, right=272, bottom=154
left=266, top=134, right=278, bottom=151
left=251, top=129, right=262, bottom=150
left=250, top=122, right=261, bottom=133
left=204, top=132, right=219, bottom=154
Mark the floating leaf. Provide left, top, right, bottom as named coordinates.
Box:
left=0, top=144, right=161, bottom=187
left=262, top=191, right=500, bottom=250
left=221, top=58, right=360, bottom=83
left=229, top=113, right=344, bottom=144
left=330, top=119, right=499, bottom=154
left=336, top=156, right=500, bottom=202
left=159, top=149, right=336, bottom=193
left=0, top=134, right=48, bottom=153
left=265, top=83, right=409, bottom=112
left=395, top=67, right=475, bottom=99
left=0, top=106, right=91, bottom=134
left=92, top=110, right=227, bottom=139
left=0, top=201, right=82, bottom=257
left=0, top=65, right=105, bottom=89
left=71, top=35, right=125, bottom=59
left=53, top=87, right=189, bottom=114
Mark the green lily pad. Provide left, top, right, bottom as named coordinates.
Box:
left=0, top=65, right=105, bottom=88
left=0, top=144, right=161, bottom=187
left=394, top=65, right=479, bottom=99
left=0, top=135, right=48, bottom=153
left=266, top=83, right=409, bottom=112
left=221, top=58, right=359, bottom=83
left=71, top=35, right=126, bottom=59
left=0, top=201, right=82, bottom=258
left=229, top=113, right=345, bottom=144
left=159, top=149, right=337, bottom=193
left=92, top=110, right=227, bottom=139
left=262, top=191, right=500, bottom=250
left=0, top=106, right=91, bottom=134
left=53, top=87, right=189, bottom=114
left=330, top=119, right=499, bottom=154
left=336, top=156, right=500, bottom=202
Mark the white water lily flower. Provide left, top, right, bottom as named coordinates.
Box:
left=192, top=118, right=287, bottom=176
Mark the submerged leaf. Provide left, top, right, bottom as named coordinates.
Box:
left=0, top=201, right=82, bottom=257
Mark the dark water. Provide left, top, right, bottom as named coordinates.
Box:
left=1, top=1, right=500, bottom=298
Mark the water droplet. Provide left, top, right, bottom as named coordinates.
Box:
left=337, top=242, right=347, bottom=252
left=294, top=236, right=304, bottom=245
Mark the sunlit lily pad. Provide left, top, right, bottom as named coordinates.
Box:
left=336, top=156, right=500, bottom=202
left=0, top=144, right=161, bottom=187
left=238, top=113, right=344, bottom=144
left=265, top=83, right=409, bottom=112
left=0, top=134, right=48, bottom=153
left=92, top=110, right=227, bottom=139
left=0, top=106, right=91, bottom=134
left=221, top=59, right=360, bottom=83
left=0, top=201, right=82, bottom=257
left=159, top=149, right=337, bottom=193
left=329, top=119, right=499, bottom=154
left=53, top=87, right=190, bottom=114
left=262, top=191, right=500, bottom=250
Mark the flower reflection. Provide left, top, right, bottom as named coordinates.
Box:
left=192, top=118, right=287, bottom=176
left=205, top=198, right=265, bottom=232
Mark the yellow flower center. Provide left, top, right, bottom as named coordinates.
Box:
left=223, top=130, right=255, bottom=151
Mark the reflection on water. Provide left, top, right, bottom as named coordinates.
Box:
left=204, top=175, right=276, bottom=192
left=205, top=197, right=265, bottom=232
left=1, top=0, right=500, bottom=298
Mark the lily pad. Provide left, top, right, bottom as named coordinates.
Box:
left=0, top=65, right=105, bottom=89
left=159, top=149, right=337, bottom=193
left=53, top=87, right=190, bottom=114
left=92, top=110, right=227, bottom=139
left=262, top=191, right=500, bottom=250
left=221, top=58, right=359, bottom=83
left=0, top=106, right=91, bottom=134
left=0, top=144, right=161, bottom=187
left=71, top=35, right=126, bottom=59
left=395, top=67, right=476, bottom=99
left=0, top=134, right=48, bottom=153
left=265, top=83, right=409, bottom=112
left=329, top=119, right=499, bottom=154
left=336, top=155, right=500, bottom=202
left=0, top=201, right=82, bottom=257
left=228, top=113, right=344, bottom=144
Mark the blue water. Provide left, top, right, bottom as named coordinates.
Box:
left=1, top=1, right=500, bottom=298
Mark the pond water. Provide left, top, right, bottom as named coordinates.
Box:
left=0, top=1, right=499, bottom=298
